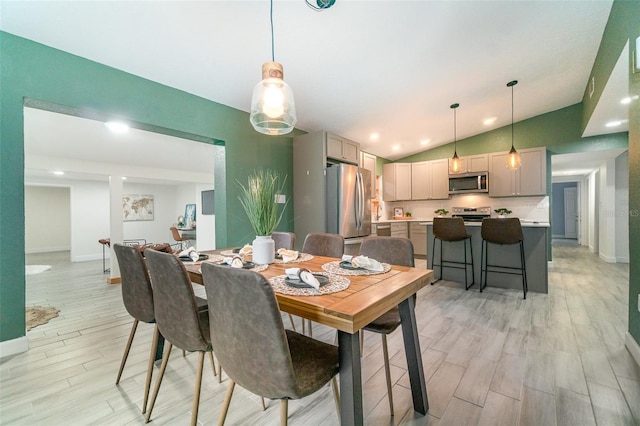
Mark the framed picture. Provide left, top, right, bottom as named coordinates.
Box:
left=393, top=207, right=404, bottom=218
left=122, top=195, right=154, bottom=221
left=184, top=204, right=196, bottom=227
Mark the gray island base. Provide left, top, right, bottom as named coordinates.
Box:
left=423, top=221, right=549, bottom=294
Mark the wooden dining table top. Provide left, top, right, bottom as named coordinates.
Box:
left=184, top=251, right=434, bottom=334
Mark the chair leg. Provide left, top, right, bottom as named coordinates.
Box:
left=116, top=319, right=139, bottom=384
left=208, top=351, right=217, bottom=378
left=480, top=240, right=486, bottom=292
left=307, top=320, right=313, bottom=337
left=142, top=325, right=160, bottom=414
left=190, top=351, right=205, bottom=426
left=430, top=236, right=437, bottom=284
left=217, top=380, right=236, bottom=426
left=331, top=376, right=340, bottom=420
left=463, top=239, right=469, bottom=290
left=145, top=342, right=173, bottom=423
left=381, top=335, right=394, bottom=415
left=520, top=241, right=528, bottom=299
left=218, top=365, right=223, bottom=383
left=469, top=236, right=475, bottom=286
left=288, top=314, right=297, bottom=332
left=280, top=399, right=289, bottom=426
left=261, top=396, right=267, bottom=411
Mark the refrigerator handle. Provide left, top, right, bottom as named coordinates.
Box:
left=355, top=172, right=361, bottom=230
left=357, top=171, right=364, bottom=230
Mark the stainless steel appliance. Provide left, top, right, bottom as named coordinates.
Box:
left=326, top=163, right=371, bottom=239
left=449, top=171, right=489, bottom=194
left=451, top=206, right=491, bottom=222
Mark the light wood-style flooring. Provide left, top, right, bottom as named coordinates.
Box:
left=2, top=241, right=639, bottom=425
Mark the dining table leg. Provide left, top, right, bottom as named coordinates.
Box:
left=399, top=296, right=429, bottom=414
left=338, top=330, right=363, bottom=426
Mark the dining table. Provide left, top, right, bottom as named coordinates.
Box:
left=183, top=250, right=434, bottom=426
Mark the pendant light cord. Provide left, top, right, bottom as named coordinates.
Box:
left=270, top=0, right=275, bottom=62
left=511, top=83, right=514, bottom=149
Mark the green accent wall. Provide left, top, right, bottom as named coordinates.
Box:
left=0, top=32, right=296, bottom=343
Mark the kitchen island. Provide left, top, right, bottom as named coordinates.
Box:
left=421, top=220, right=550, bottom=294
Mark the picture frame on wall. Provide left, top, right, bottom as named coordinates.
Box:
left=393, top=207, right=404, bottom=218
left=185, top=204, right=196, bottom=228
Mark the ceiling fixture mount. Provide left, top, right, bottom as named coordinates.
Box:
left=305, top=0, right=336, bottom=12
left=506, top=80, right=521, bottom=171
left=449, top=103, right=461, bottom=174
left=249, top=0, right=296, bottom=135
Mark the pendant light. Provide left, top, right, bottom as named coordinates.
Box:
left=250, top=0, right=297, bottom=135
left=449, top=103, right=462, bottom=174
left=506, top=80, right=521, bottom=170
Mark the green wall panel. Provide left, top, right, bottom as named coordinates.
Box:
left=0, top=32, right=295, bottom=343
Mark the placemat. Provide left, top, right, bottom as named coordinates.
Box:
left=274, top=252, right=314, bottom=264
left=201, top=259, right=268, bottom=273
left=269, top=273, right=350, bottom=296
left=321, top=260, right=391, bottom=276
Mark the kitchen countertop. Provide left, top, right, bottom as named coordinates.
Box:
left=418, top=219, right=550, bottom=227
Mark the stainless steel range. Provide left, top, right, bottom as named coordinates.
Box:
left=451, top=206, right=491, bottom=222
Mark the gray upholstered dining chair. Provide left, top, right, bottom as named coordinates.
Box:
left=359, top=236, right=415, bottom=416
left=113, top=243, right=158, bottom=414
left=143, top=249, right=218, bottom=426
left=201, top=262, right=340, bottom=426
left=300, top=232, right=345, bottom=335
left=271, top=231, right=296, bottom=251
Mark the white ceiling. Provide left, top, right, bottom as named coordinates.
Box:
left=1, top=0, right=628, bottom=167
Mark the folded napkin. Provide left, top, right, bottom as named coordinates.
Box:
left=351, top=255, right=384, bottom=272
left=342, top=254, right=353, bottom=262
left=278, top=248, right=299, bottom=263
left=179, top=247, right=200, bottom=262
left=285, top=267, right=320, bottom=290
left=239, top=244, right=253, bottom=255
left=222, top=255, right=245, bottom=268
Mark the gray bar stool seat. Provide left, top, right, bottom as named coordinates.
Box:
left=430, top=217, right=475, bottom=289
left=480, top=218, right=528, bottom=299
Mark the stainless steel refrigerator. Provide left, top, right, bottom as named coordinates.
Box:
left=326, top=163, right=372, bottom=239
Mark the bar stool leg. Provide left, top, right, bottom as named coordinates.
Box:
left=430, top=237, right=437, bottom=285
left=463, top=239, right=469, bottom=290
left=469, top=236, right=475, bottom=287
left=520, top=241, right=527, bottom=299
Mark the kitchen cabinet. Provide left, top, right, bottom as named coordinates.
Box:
left=327, top=133, right=360, bottom=165
left=409, top=222, right=427, bottom=256
left=391, top=221, right=408, bottom=238
left=360, top=151, right=377, bottom=196
left=489, top=146, right=546, bottom=197
left=411, top=159, right=449, bottom=200
left=383, top=163, right=412, bottom=201
left=448, top=154, right=489, bottom=174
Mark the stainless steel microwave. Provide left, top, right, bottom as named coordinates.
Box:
left=449, top=171, right=489, bottom=194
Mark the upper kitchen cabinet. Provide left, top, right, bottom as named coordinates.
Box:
left=327, top=133, right=360, bottom=165
left=360, top=151, right=377, bottom=196
left=489, top=146, right=547, bottom=197
left=383, top=163, right=412, bottom=201
left=448, top=154, right=488, bottom=174
left=411, top=159, right=449, bottom=200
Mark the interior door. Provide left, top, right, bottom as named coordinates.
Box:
left=564, top=187, right=578, bottom=239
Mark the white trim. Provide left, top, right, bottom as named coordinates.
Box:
left=625, top=332, right=640, bottom=368
left=25, top=245, right=70, bottom=254
left=547, top=261, right=554, bottom=269
left=599, top=253, right=616, bottom=263
left=0, top=336, right=29, bottom=359
left=616, top=256, right=630, bottom=263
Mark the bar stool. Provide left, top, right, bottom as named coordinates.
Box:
left=431, top=217, right=475, bottom=289
left=480, top=218, right=528, bottom=299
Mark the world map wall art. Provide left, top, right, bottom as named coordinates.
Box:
left=122, top=195, right=154, bottom=221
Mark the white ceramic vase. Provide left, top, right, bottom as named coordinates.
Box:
left=498, top=214, right=506, bottom=218
left=252, top=235, right=275, bottom=264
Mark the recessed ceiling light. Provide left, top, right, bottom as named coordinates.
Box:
left=483, top=117, right=497, bottom=125
left=421, top=139, right=430, bottom=145
left=621, top=96, right=638, bottom=104
left=105, top=121, right=130, bottom=133
left=52, top=171, right=64, bottom=175
left=122, top=177, right=127, bottom=180
left=392, top=145, right=400, bottom=150
left=605, top=120, right=622, bottom=127
left=370, top=132, right=379, bottom=140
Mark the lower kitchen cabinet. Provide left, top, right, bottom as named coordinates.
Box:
left=409, top=222, right=427, bottom=256
left=391, top=221, right=408, bottom=238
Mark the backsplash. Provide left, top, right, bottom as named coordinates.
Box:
left=379, top=194, right=549, bottom=222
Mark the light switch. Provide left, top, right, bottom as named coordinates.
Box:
left=275, top=194, right=286, bottom=204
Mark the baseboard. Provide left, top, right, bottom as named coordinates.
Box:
left=25, top=246, right=70, bottom=254
left=0, top=336, right=29, bottom=359
left=589, top=244, right=596, bottom=253
left=73, top=253, right=106, bottom=262
left=599, top=253, right=616, bottom=263
left=625, top=332, right=640, bottom=368
left=616, top=256, right=630, bottom=263
left=547, top=261, right=554, bottom=269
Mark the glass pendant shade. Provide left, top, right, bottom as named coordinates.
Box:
left=250, top=62, right=297, bottom=135
left=506, top=80, right=521, bottom=170
left=449, top=102, right=461, bottom=173
left=450, top=152, right=461, bottom=173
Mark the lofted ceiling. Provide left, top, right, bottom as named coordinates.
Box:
left=1, top=0, right=627, bottom=167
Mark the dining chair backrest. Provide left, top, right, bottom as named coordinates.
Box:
left=433, top=217, right=469, bottom=242
left=113, top=243, right=155, bottom=323
left=144, top=249, right=211, bottom=352
left=302, top=232, right=344, bottom=258
left=170, top=226, right=187, bottom=242
left=360, top=236, right=415, bottom=267
left=271, top=231, right=296, bottom=251
left=481, top=218, right=524, bottom=245
left=201, top=263, right=302, bottom=399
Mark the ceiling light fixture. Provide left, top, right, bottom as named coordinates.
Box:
left=605, top=120, right=622, bottom=127
left=449, top=103, right=461, bottom=174
left=421, top=139, right=430, bottom=145
left=370, top=132, right=379, bottom=140
left=105, top=121, right=130, bottom=133
left=506, top=80, right=521, bottom=170
left=483, top=117, right=497, bottom=126
left=305, top=0, right=336, bottom=12
left=249, top=0, right=296, bottom=135
left=53, top=171, right=64, bottom=176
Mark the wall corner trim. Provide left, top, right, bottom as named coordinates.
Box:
left=0, top=336, right=29, bottom=359
left=625, top=332, right=640, bottom=369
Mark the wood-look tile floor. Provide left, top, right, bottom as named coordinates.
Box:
left=2, top=241, right=639, bottom=425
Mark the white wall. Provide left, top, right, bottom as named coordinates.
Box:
left=70, top=180, right=111, bottom=262
left=615, top=151, right=630, bottom=263
left=598, top=159, right=617, bottom=262
left=588, top=170, right=598, bottom=253
left=24, top=185, right=71, bottom=253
